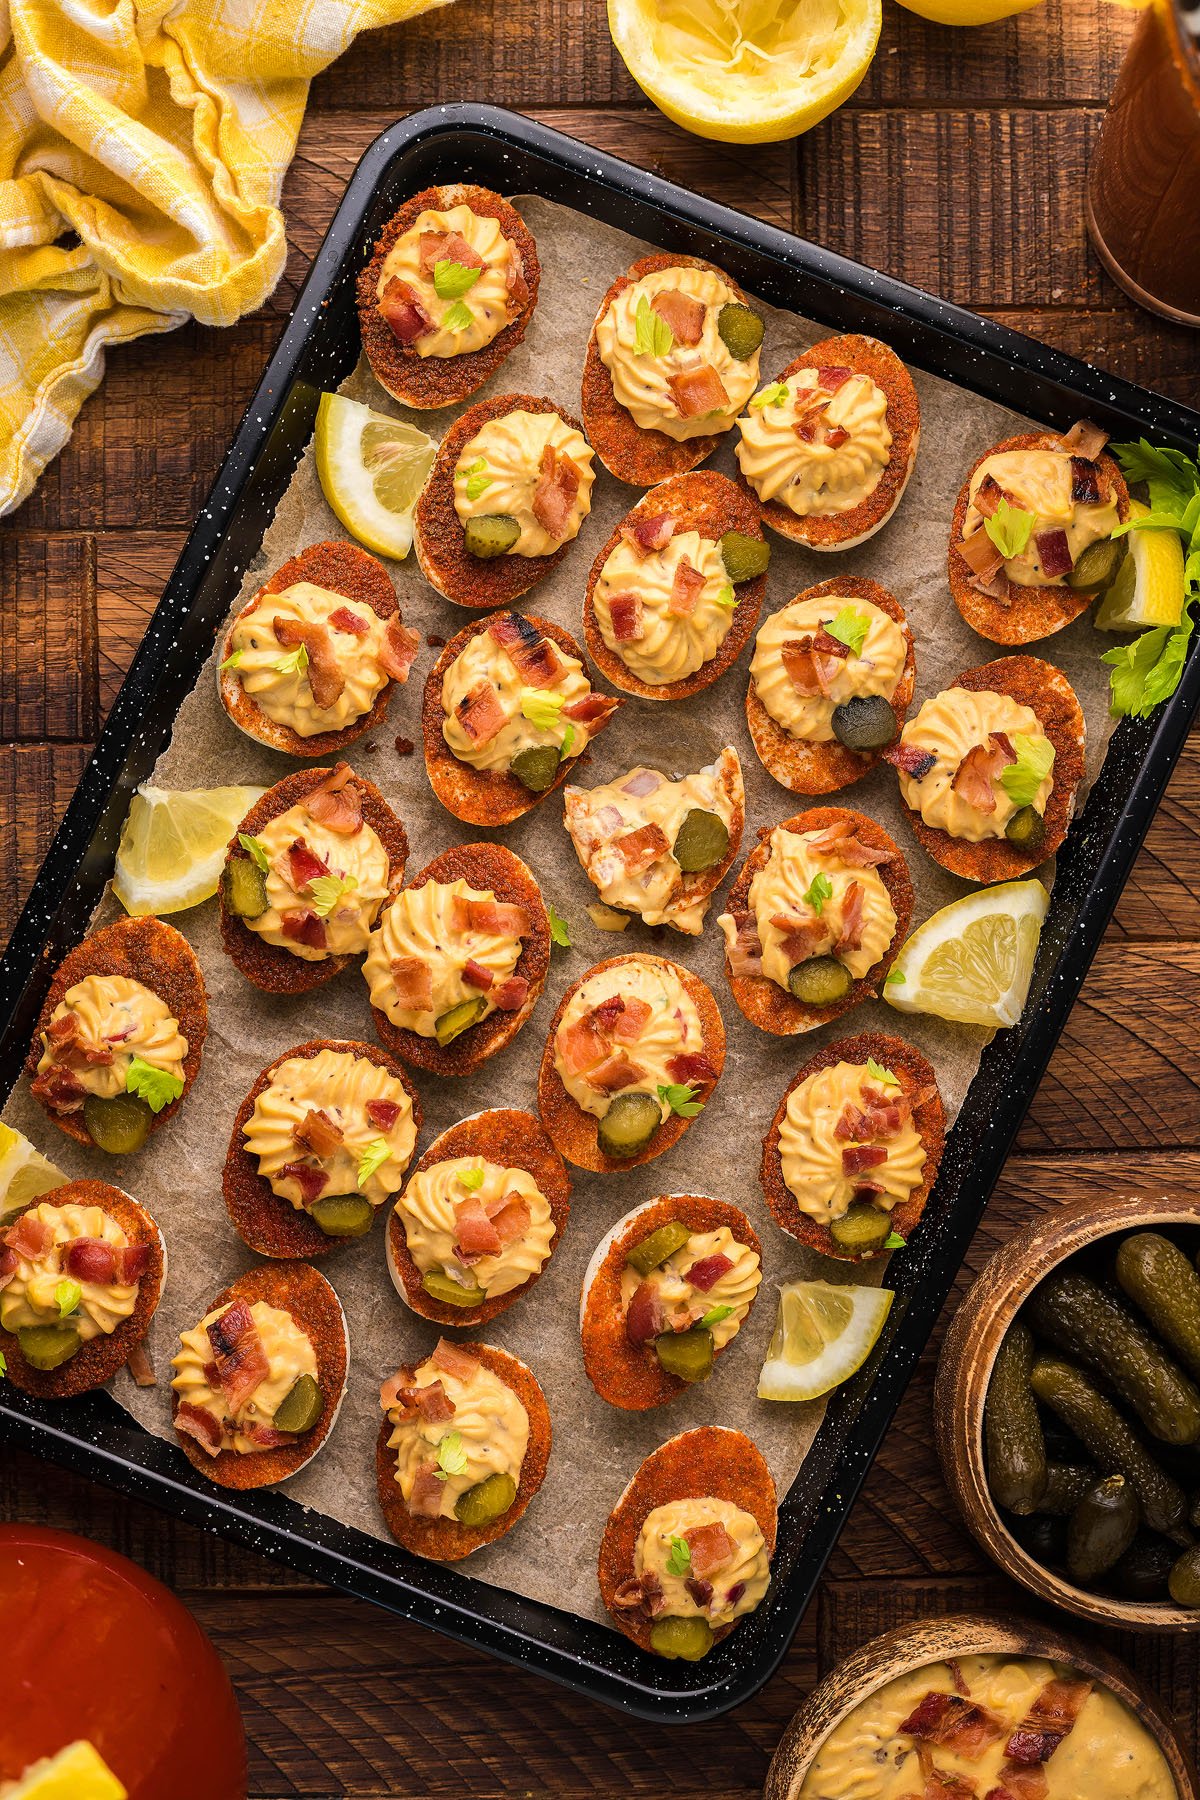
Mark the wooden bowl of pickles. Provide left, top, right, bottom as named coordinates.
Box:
left=936, top=1193, right=1200, bottom=1630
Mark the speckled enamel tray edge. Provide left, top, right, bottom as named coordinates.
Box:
left=1, top=105, right=1198, bottom=1722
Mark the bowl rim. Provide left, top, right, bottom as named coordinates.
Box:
left=934, top=1191, right=1200, bottom=1632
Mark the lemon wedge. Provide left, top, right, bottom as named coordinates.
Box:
left=314, top=392, right=436, bottom=560
left=0, top=1123, right=65, bottom=1222
left=1094, top=502, right=1185, bottom=632
left=1, top=1742, right=126, bottom=1800
left=607, top=0, right=881, bottom=144
left=894, top=0, right=1040, bottom=23
left=112, top=785, right=265, bottom=917
left=884, top=879, right=1049, bottom=1029
left=758, top=1280, right=893, bottom=1402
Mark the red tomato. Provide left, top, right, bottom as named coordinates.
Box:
left=0, top=1525, right=246, bottom=1798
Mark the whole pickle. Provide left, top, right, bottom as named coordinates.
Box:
left=1168, top=1544, right=1200, bottom=1608
left=1116, top=1232, right=1200, bottom=1385
left=985, top=1321, right=1048, bottom=1515
left=1030, top=1355, right=1186, bottom=1535
left=1007, top=1510, right=1066, bottom=1567
left=1037, top=1461, right=1097, bottom=1517
left=1028, top=1267, right=1200, bottom=1445
left=1111, top=1532, right=1176, bottom=1601
left=1066, top=1475, right=1139, bottom=1585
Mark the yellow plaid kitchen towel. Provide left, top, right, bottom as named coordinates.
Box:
left=0, top=0, right=449, bottom=516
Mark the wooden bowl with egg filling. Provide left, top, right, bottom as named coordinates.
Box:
left=581, top=253, right=759, bottom=488
left=412, top=392, right=591, bottom=607
left=218, top=764, right=408, bottom=997
left=385, top=1108, right=571, bottom=1328
left=719, top=805, right=913, bottom=1037
left=223, top=1038, right=422, bottom=1261
left=581, top=472, right=768, bottom=702
left=935, top=1193, right=1200, bottom=1633
left=746, top=576, right=916, bottom=796
left=356, top=184, right=540, bottom=410
left=760, top=1031, right=945, bottom=1262
left=948, top=429, right=1131, bottom=646
left=763, top=1610, right=1197, bottom=1800
left=216, top=539, right=414, bottom=758
left=735, top=334, right=920, bottom=551
left=422, top=610, right=618, bottom=827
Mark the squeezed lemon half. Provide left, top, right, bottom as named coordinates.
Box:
left=315, top=392, right=435, bottom=560
left=894, top=0, right=1041, bottom=24
left=758, top=1280, right=894, bottom=1402
left=112, top=785, right=265, bottom=917
left=884, top=879, right=1050, bottom=1029
left=607, top=0, right=882, bottom=143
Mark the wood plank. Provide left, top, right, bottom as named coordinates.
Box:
left=978, top=308, right=1200, bottom=400
left=1109, top=738, right=1200, bottom=941
left=96, top=529, right=187, bottom=717
left=0, top=537, right=97, bottom=742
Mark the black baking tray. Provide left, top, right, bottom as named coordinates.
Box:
left=1, top=105, right=1198, bottom=1722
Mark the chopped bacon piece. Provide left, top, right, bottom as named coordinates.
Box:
left=611, top=997, right=653, bottom=1043
left=507, top=635, right=563, bottom=689
left=780, top=637, right=822, bottom=697
left=380, top=1370, right=413, bottom=1413
left=900, top=1690, right=1006, bottom=1760
left=488, top=1195, right=531, bottom=1244
left=60, top=1238, right=149, bottom=1286
left=175, top=1402, right=222, bottom=1456
left=860, top=1093, right=909, bottom=1140
left=884, top=741, right=937, bottom=781
left=812, top=626, right=852, bottom=660
left=985, top=1767, right=1049, bottom=1800
left=650, top=287, right=706, bottom=345
left=127, top=1340, right=156, bottom=1387
left=668, top=558, right=707, bottom=618
left=817, top=365, right=854, bottom=392
left=559, top=1013, right=609, bottom=1075
left=454, top=676, right=507, bottom=747
left=1035, top=528, right=1074, bottom=579
left=592, top=995, right=626, bottom=1035
left=625, top=1279, right=666, bottom=1348
left=586, top=1051, right=645, bottom=1093
left=834, top=880, right=864, bottom=959
left=380, top=277, right=433, bottom=345
left=206, top=1300, right=269, bottom=1413
left=294, top=1107, right=344, bottom=1158
left=924, top=1776, right=980, bottom=1800
left=305, top=763, right=363, bottom=836
left=410, top=1379, right=456, bottom=1422
left=462, top=957, right=494, bottom=991
left=685, top=1578, right=714, bottom=1608
left=667, top=1051, right=715, bottom=1087
left=608, top=592, right=645, bottom=643
left=273, top=615, right=344, bottom=709
left=408, top=1461, right=446, bottom=1518
left=1060, top=420, right=1109, bottom=459
left=43, top=1013, right=113, bottom=1069
left=30, top=1064, right=87, bottom=1114
left=487, top=611, right=540, bottom=654
left=45, top=1012, right=81, bottom=1051
left=450, top=896, right=531, bottom=938
left=771, top=911, right=828, bottom=966
left=1004, top=1678, right=1092, bottom=1765
left=417, top=230, right=484, bottom=276
left=622, top=512, right=675, bottom=556
left=280, top=909, right=327, bottom=952
left=724, top=909, right=764, bottom=977
left=957, top=527, right=1006, bottom=584
left=561, top=692, right=621, bottom=731
left=0, top=1247, right=16, bottom=1292
left=532, top=443, right=582, bottom=540
left=842, top=1143, right=888, bottom=1175
left=686, top=1252, right=733, bottom=1292
left=612, top=1576, right=650, bottom=1611
left=684, top=1521, right=735, bottom=1577
left=493, top=975, right=529, bottom=1012
left=431, top=1337, right=479, bottom=1381
left=667, top=362, right=729, bottom=419
left=1069, top=457, right=1101, bottom=506
left=279, top=1161, right=330, bottom=1207
left=366, top=1097, right=402, bottom=1132
left=284, top=837, right=329, bottom=893
left=613, top=1572, right=665, bottom=1615
left=824, top=425, right=850, bottom=449
left=613, top=822, right=670, bottom=875
left=795, top=412, right=824, bottom=445
left=329, top=605, right=369, bottom=636
left=837, top=1101, right=873, bottom=1143
left=952, top=735, right=1018, bottom=815
left=455, top=1195, right=503, bottom=1258
left=241, top=1420, right=299, bottom=1449
left=4, top=1213, right=54, bottom=1260
left=973, top=474, right=1008, bottom=520
left=388, top=955, right=434, bottom=1013
left=379, top=614, right=420, bottom=683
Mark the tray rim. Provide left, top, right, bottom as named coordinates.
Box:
left=1, top=102, right=1199, bottom=1723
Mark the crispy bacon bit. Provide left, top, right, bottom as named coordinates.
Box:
left=651, top=287, right=706, bottom=346
left=489, top=1195, right=531, bottom=1244
left=273, top=615, right=344, bottom=709
left=60, top=1238, right=150, bottom=1286
left=380, top=1370, right=412, bottom=1413
left=958, top=527, right=1007, bottom=583
left=560, top=1012, right=610, bottom=1075
left=175, top=1402, right=222, bottom=1456
left=667, top=1051, right=716, bottom=1087
left=507, top=635, right=563, bottom=689
left=1004, top=1678, right=1092, bottom=1765
left=684, top=1521, right=735, bottom=1577
left=379, top=614, right=420, bottom=683
left=43, top=1013, right=113, bottom=1069
left=622, top=512, right=675, bottom=556
left=30, top=1064, right=88, bottom=1114
left=411, top=1379, right=457, bottom=1422
left=562, top=692, right=621, bottom=731
left=824, top=424, right=850, bottom=449
left=280, top=909, right=327, bottom=951
left=924, top=1776, right=980, bottom=1800
left=284, top=837, right=329, bottom=893
left=455, top=1196, right=503, bottom=1258
left=592, top=996, right=626, bottom=1035
left=611, top=997, right=653, bottom=1043
left=408, top=1461, right=446, bottom=1518
left=685, top=1578, right=714, bottom=1608
left=836, top=1101, right=872, bottom=1140
left=608, top=592, right=645, bottom=642
left=686, top=1252, right=733, bottom=1292
left=329, top=605, right=369, bottom=636
left=614, top=823, right=671, bottom=875
left=493, top=976, right=529, bottom=1014
left=668, top=558, right=707, bottom=619
left=842, top=1143, right=888, bottom=1174
left=586, top=1051, right=645, bottom=1093
left=724, top=909, right=764, bottom=977
left=455, top=676, right=507, bottom=747
left=834, top=880, right=865, bottom=959
left=280, top=1161, right=330, bottom=1207
left=1069, top=457, right=1101, bottom=506
left=450, top=896, right=531, bottom=938
left=780, top=637, right=822, bottom=698
left=462, top=958, right=494, bottom=991
left=305, top=763, right=362, bottom=836
left=294, top=1108, right=344, bottom=1158
left=4, top=1214, right=54, bottom=1261
left=985, top=1767, right=1049, bottom=1800
left=774, top=914, right=828, bottom=966
left=488, top=612, right=540, bottom=655
left=795, top=412, right=824, bottom=445
left=431, top=1337, right=479, bottom=1381
left=900, top=1690, right=1006, bottom=1760
left=0, top=1247, right=17, bottom=1292
left=206, top=1300, right=269, bottom=1413
left=625, top=1279, right=666, bottom=1347
left=817, top=365, right=853, bottom=392
left=667, top=362, right=729, bottom=419
left=1035, top=528, right=1074, bottom=579
left=1060, top=420, right=1109, bottom=459
left=127, top=1340, right=156, bottom=1388
left=417, top=230, right=484, bottom=275
left=388, top=955, right=434, bottom=1013
left=532, top=443, right=582, bottom=540
left=613, top=1572, right=665, bottom=1616
left=884, top=741, right=937, bottom=781
left=952, top=735, right=1018, bottom=815
left=366, top=1098, right=401, bottom=1132
left=380, top=277, right=433, bottom=345
left=241, top=1420, right=298, bottom=1449
left=612, top=1577, right=649, bottom=1611
left=974, top=474, right=1008, bottom=520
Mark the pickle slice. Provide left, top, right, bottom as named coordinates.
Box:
left=597, top=1091, right=660, bottom=1160
left=17, top=1323, right=82, bottom=1370
left=272, top=1372, right=323, bottom=1435
left=832, top=695, right=897, bottom=753
left=454, top=1471, right=517, bottom=1526
left=310, top=1194, right=374, bottom=1238
left=719, top=529, right=770, bottom=584
left=435, top=997, right=488, bottom=1048
left=829, top=1203, right=891, bottom=1256
left=627, top=1220, right=693, bottom=1277
left=1004, top=806, right=1046, bottom=852
left=716, top=303, right=764, bottom=361
left=650, top=1615, right=714, bottom=1661
left=1067, top=536, right=1124, bottom=592
left=673, top=809, right=729, bottom=874
left=464, top=514, right=521, bottom=559
left=654, top=1327, right=714, bottom=1383
left=510, top=745, right=560, bottom=793
left=422, top=1269, right=486, bottom=1309
left=223, top=857, right=267, bottom=920
left=83, top=1093, right=153, bottom=1155
left=787, top=956, right=852, bottom=1006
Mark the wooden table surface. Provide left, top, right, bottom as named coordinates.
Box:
left=2, top=2, right=1198, bottom=1793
